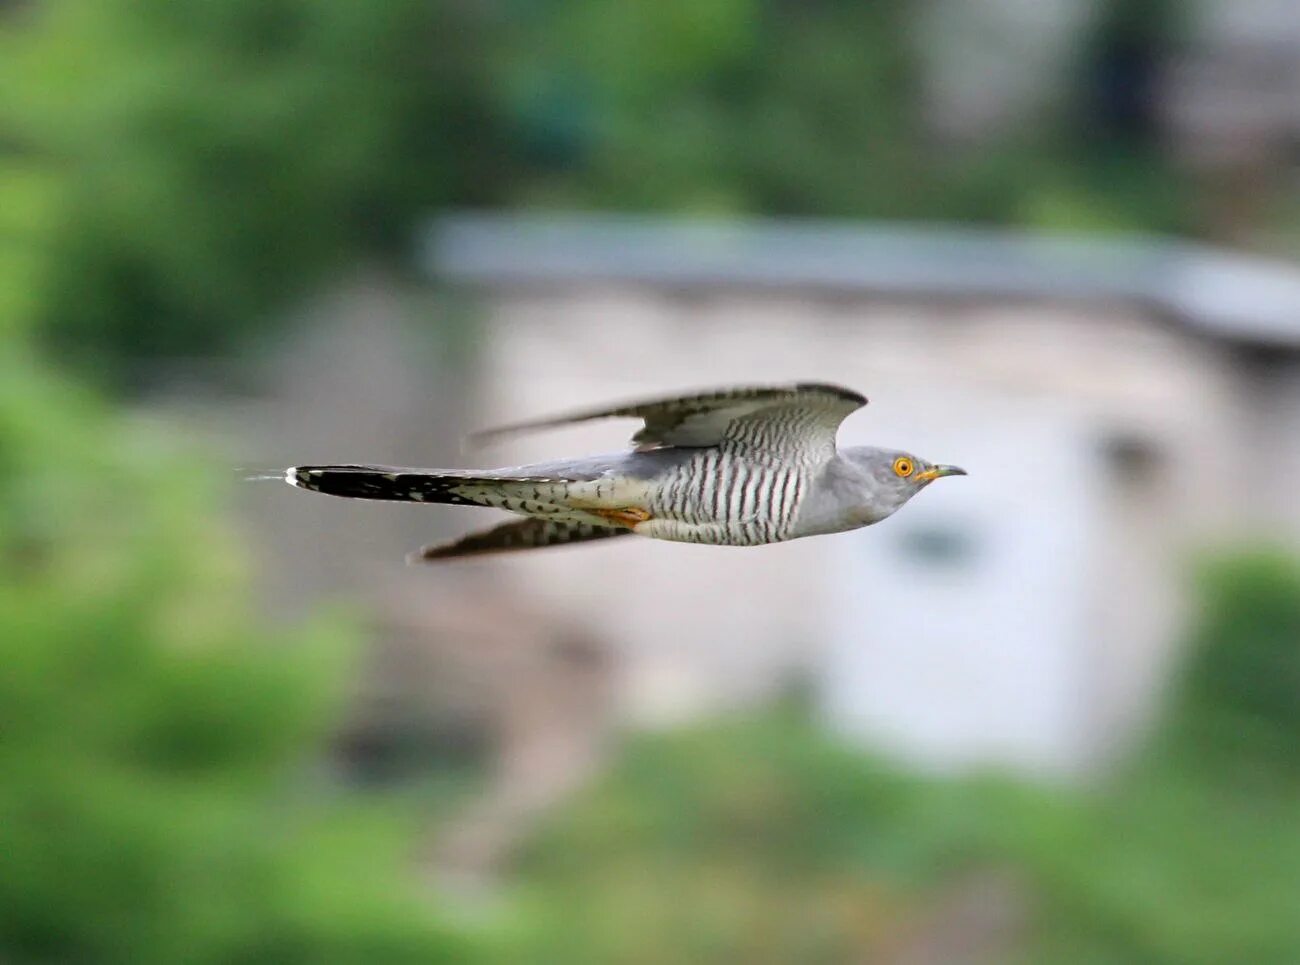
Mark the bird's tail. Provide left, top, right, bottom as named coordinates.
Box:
left=285, top=465, right=492, bottom=505
left=283, top=464, right=580, bottom=513
left=282, top=465, right=630, bottom=562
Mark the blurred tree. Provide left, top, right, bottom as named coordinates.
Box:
left=0, top=157, right=60, bottom=341
left=0, top=82, right=493, bottom=956
left=513, top=551, right=1300, bottom=964
left=0, top=0, right=1214, bottom=383
left=0, top=0, right=512, bottom=382
left=1159, top=551, right=1300, bottom=783
left=1078, top=0, right=1187, bottom=147
left=734, top=1, right=923, bottom=218
left=0, top=341, right=486, bottom=962
left=504, top=0, right=924, bottom=216
left=513, top=704, right=1300, bottom=964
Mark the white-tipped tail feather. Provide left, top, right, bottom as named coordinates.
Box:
left=269, top=464, right=632, bottom=562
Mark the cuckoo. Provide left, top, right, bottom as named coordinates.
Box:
left=282, top=382, right=965, bottom=561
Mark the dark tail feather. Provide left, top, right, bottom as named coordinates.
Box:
left=286, top=465, right=484, bottom=505
left=409, top=517, right=631, bottom=563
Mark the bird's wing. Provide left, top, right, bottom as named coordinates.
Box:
left=470, top=382, right=866, bottom=454
left=409, top=517, right=631, bottom=563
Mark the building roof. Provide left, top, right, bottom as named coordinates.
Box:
left=424, top=211, right=1300, bottom=348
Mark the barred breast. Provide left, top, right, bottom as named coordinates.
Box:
left=644, top=445, right=813, bottom=546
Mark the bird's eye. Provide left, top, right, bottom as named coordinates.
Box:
left=893, top=457, right=914, bottom=478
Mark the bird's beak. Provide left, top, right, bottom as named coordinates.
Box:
left=915, top=464, right=967, bottom=482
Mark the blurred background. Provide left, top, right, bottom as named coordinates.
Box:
left=3, top=0, right=1300, bottom=961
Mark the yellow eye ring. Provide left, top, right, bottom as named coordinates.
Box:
left=893, top=457, right=914, bottom=478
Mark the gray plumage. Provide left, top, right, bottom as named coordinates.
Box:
left=283, top=382, right=965, bottom=561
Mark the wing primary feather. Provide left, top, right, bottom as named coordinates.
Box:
left=467, top=382, right=866, bottom=449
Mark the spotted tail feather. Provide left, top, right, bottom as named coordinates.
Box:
left=285, top=465, right=580, bottom=511
left=286, top=465, right=495, bottom=505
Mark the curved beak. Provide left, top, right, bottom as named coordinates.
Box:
left=916, top=464, right=967, bottom=482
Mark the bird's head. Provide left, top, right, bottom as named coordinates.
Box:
left=842, top=446, right=966, bottom=521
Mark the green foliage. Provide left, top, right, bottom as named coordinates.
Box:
left=0, top=159, right=62, bottom=340
left=504, top=0, right=1195, bottom=231
left=0, top=347, right=481, bottom=963
left=513, top=553, right=1300, bottom=965
left=0, top=0, right=506, bottom=378
left=504, top=0, right=923, bottom=217
left=1, top=0, right=1200, bottom=379
left=512, top=713, right=1005, bottom=962
left=511, top=713, right=1300, bottom=964
left=1160, top=551, right=1300, bottom=782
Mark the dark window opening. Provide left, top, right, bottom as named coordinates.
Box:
left=896, top=525, right=979, bottom=568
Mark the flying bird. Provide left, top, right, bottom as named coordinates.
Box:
left=283, top=382, right=965, bottom=562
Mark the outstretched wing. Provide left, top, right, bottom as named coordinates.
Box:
left=409, top=517, right=631, bottom=562
left=470, top=382, right=866, bottom=455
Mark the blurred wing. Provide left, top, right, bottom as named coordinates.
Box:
left=470, top=382, right=866, bottom=454
left=409, top=517, right=631, bottom=562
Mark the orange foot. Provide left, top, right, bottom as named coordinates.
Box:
left=591, top=507, right=652, bottom=529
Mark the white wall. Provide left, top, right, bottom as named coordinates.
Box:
left=821, top=394, right=1101, bottom=776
